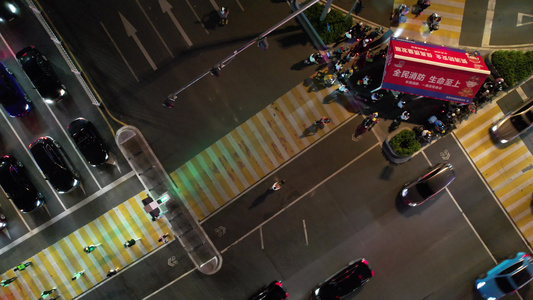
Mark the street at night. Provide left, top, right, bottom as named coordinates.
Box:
left=0, top=0, right=531, bottom=299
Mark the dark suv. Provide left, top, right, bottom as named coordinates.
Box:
left=68, top=118, right=109, bottom=166
left=314, top=258, right=374, bottom=300
left=29, top=137, right=79, bottom=193
left=0, top=155, right=43, bottom=212
left=0, top=62, right=31, bottom=117
left=16, top=46, right=66, bottom=104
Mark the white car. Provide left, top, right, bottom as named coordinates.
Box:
left=490, top=97, right=533, bottom=144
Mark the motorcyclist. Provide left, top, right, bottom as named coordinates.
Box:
left=219, top=6, right=229, bottom=25
left=427, top=13, right=441, bottom=32
left=415, top=0, right=431, bottom=16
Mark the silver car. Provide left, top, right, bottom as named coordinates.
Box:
left=490, top=97, right=533, bottom=144
left=400, top=163, right=456, bottom=206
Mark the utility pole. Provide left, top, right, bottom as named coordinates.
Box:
left=319, top=0, right=334, bottom=22
left=163, top=0, right=320, bottom=107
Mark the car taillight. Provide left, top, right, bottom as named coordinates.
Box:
left=361, top=259, right=368, bottom=264
left=523, top=253, right=531, bottom=258
left=275, top=282, right=282, bottom=287
left=371, top=270, right=375, bottom=277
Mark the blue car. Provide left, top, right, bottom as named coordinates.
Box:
left=476, top=252, right=533, bottom=300
left=0, top=62, right=31, bottom=117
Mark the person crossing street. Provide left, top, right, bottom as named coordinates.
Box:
left=124, top=237, right=142, bottom=248
left=83, top=243, right=102, bottom=254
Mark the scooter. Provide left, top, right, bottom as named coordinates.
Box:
left=219, top=7, right=229, bottom=26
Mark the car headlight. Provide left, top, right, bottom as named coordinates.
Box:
left=490, top=124, right=498, bottom=132
left=59, top=89, right=66, bottom=96
left=401, top=188, right=408, bottom=197
left=7, top=3, right=17, bottom=13
left=476, top=281, right=486, bottom=289
left=500, top=139, right=508, bottom=144
left=314, top=288, right=320, bottom=296
left=44, top=98, right=55, bottom=104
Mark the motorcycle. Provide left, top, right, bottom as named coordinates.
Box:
left=355, top=112, right=379, bottom=136
left=413, top=0, right=430, bottom=16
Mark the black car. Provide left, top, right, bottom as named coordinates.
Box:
left=68, top=118, right=109, bottom=166
left=29, top=137, right=79, bottom=194
left=0, top=62, right=32, bottom=117
left=0, top=1, right=19, bottom=23
left=0, top=155, right=43, bottom=212
left=16, top=46, right=66, bottom=104
left=400, top=163, right=456, bottom=207
left=248, top=281, right=288, bottom=300
left=314, top=259, right=374, bottom=300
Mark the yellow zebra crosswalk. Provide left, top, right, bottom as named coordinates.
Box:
left=0, top=192, right=174, bottom=299
left=170, top=77, right=358, bottom=221
left=454, top=102, right=533, bottom=246
left=392, top=0, right=466, bottom=47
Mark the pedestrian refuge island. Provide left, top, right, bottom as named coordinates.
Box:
left=116, top=125, right=222, bottom=275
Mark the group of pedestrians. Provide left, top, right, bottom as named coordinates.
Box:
left=3, top=232, right=173, bottom=298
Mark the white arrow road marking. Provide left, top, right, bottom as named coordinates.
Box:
left=119, top=12, right=158, bottom=71
left=100, top=21, right=139, bottom=82
left=136, top=0, right=174, bottom=57
left=517, top=13, right=533, bottom=27
left=159, top=0, right=193, bottom=47
left=168, top=256, right=178, bottom=267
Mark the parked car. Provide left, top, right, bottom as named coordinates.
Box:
left=16, top=45, right=66, bottom=104
left=68, top=118, right=109, bottom=166
left=0, top=0, right=19, bottom=23
left=248, top=281, right=288, bottom=300
left=0, top=62, right=31, bottom=117
left=29, top=137, right=79, bottom=193
left=314, top=258, right=374, bottom=300
left=490, top=97, right=533, bottom=144
left=476, top=252, right=533, bottom=300
left=0, top=155, right=44, bottom=212
left=400, top=163, right=456, bottom=207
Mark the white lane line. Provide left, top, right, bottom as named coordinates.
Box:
left=302, top=219, right=308, bottom=246
left=141, top=268, right=196, bottom=300
left=452, top=133, right=533, bottom=253
left=260, top=226, right=264, bottom=250
left=482, top=0, right=496, bottom=47
left=184, top=0, right=209, bottom=34
left=100, top=22, right=139, bottom=82
left=0, top=171, right=136, bottom=255
left=516, top=86, right=528, bottom=100
left=32, top=254, right=57, bottom=293
left=447, top=187, right=497, bottom=264
left=137, top=0, right=174, bottom=57
left=219, top=143, right=380, bottom=254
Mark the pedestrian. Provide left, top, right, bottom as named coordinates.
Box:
left=107, top=267, right=119, bottom=278
left=335, top=61, right=344, bottom=72
left=397, top=100, right=406, bottom=108
left=336, top=84, right=349, bottom=94
left=1, top=276, right=17, bottom=287
left=270, top=180, right=286, bottom=191
left=39, top=287, right=56, bottom=299
left=370, top=92, right=383, bottom=102
left=158, top=233, right=170, bottom=243
left=357, top=75, right=371, bottom=88
left=400, top=111, right=411, bottom=121
left=13, top=261, right=32, bottom=272
left=314, top=117, right=331, bottom=126
left=71, top=270, right=85, bottom=281
left=124, top=237, right=142, bottom=248
left=83, top=243, right=102, bottom=254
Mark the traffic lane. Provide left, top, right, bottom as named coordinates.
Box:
left=491, top=0, right=533, bottom=45
left=82, top=239, right=196, bottom=300
left=259, top=147, right=491, bottom=299
left=425, top=134, right=532, bottom=258
left=458, top=0, right=487, bottom=47
left=37, top=0, right=318, bottom=170
left=201, top=115, right=378, bottom=251
left=0, top=174, right=143, bottom=274
left=154, top=146, right=494, bottom=299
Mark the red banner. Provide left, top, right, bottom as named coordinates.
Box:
left=381, top=38, right=490, bottom=104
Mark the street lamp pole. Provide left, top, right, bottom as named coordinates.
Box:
left=163, top=0, right=320, bottom=107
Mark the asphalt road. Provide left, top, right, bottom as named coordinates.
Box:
left=36, top=0, right=320, bottom=172
left=84, top=116, right=531, bottom=299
